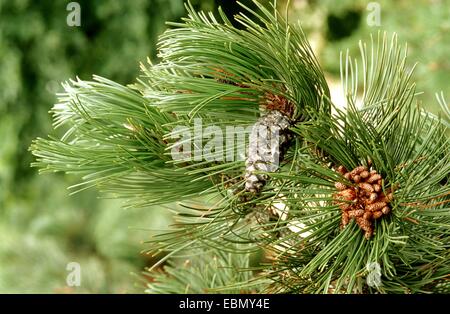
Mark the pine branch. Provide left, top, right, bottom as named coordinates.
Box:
left=29, top=1, right=449, bottom=294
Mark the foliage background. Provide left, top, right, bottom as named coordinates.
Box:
left=0, top=0, right=447, bottom=293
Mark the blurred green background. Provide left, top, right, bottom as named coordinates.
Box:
left=0, top=0, right=448, bottom=293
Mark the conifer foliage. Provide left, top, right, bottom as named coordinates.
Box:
left=31, top=1, right=449, bottom=294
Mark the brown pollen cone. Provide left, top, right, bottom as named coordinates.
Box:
left=333, top=165, right=393, bottom=239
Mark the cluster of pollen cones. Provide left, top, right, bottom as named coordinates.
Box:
left=334, top=164, right=393, bottom=239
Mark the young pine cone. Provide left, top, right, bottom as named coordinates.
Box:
left=244, top=110, right=292, bottom=193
